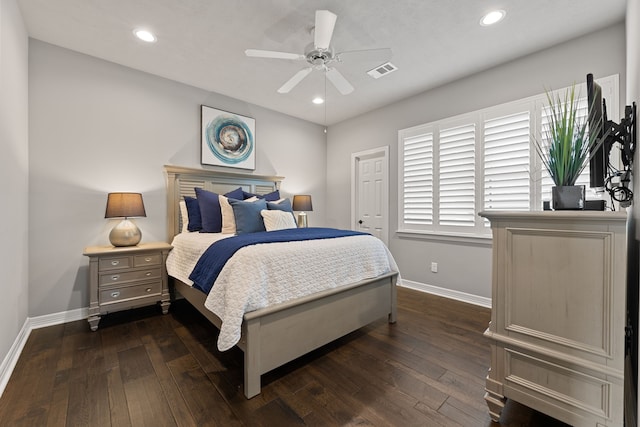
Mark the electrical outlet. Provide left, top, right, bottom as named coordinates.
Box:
left=431, top=262, right=438, bottom=273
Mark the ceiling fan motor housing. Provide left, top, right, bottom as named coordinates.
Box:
left=305, top=45, right=336, bottom=68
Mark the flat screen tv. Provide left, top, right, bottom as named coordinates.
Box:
left=586, top=73, right=608, bottom=188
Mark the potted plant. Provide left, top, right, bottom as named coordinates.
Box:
left=534, top=84, right=603, bottom=210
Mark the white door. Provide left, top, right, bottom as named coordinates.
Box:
left=351, top=147, right=389, bottom=245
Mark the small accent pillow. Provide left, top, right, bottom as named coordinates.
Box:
left=267, top=198, right=293, bottom=213
left=220, top=195, right=259, bottom=234
left=229, top=198, right=267, bottom=234
left=179, top=200, right=189, bottom=233
left=195, top=187, right=244, bottom=233
left=261, top=210, right=297, bottom=231
left=242, top=189, right=281, bottom=201
left=184, top=196, right=202, bottom=232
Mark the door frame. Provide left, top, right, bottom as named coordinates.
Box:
left=351, top=146, right=390, bottom=246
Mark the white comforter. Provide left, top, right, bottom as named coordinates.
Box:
left=167, top=232, right=398, bottom=351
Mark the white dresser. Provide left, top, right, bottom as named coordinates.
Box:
left=479, top=211, right=627, bottom=427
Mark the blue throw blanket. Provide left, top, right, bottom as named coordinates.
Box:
left=189, top=227, right=368, bottom=293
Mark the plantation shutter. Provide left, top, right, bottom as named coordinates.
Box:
left=402, top=132, right=433, bottom=225
left=483, top=111, right=531, bottom=211
left=439, top=123, right=476, bottom=226
left=540, top=97, right=591, bottom=205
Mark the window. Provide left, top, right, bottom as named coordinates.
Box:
left=401, top=128, right=433, bottom=226
left=398, top=75, right=619, bottom=238
left=439, top=123, right=476, bottom=227
left=483, top=110, right=531, bottom=211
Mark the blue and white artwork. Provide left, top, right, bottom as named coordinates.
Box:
left=201, top=105, right=255, bottom=170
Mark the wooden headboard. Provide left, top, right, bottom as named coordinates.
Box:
left=164, top=165, right=284, bottom=240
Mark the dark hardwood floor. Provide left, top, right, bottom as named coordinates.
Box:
left=0, top=287, right=570, bottom=426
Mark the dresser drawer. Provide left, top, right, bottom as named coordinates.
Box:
left=100, top=282, right=162, bottom=304
left=98, top=256, right=131, bottom=271
left=503, top=348, right=615, bottom=421
left=134, top=253, right=162, bottom=267
left=99, top=267, right=161, bottom=286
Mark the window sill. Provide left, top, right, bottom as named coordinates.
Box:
left=395, top=229, right=492, bottom=246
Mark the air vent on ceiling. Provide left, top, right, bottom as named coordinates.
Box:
left=367, top=62, right=398, bottom=79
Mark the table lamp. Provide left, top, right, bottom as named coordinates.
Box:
left=105, top=192, right=146, bottom=246
left=292, top=195, right=313, bottom=228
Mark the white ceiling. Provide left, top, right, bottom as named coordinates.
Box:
left=18, top=0, right=626, bottom=125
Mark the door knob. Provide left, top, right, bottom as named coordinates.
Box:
left=358, top=220, right=363, bottom=224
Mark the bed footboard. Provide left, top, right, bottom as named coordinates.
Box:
left=172, top=272, right=397, bottom=398
left=241, top=272, right=397, bottom=398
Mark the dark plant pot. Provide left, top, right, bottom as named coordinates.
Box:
left=552, top=185, right=585, bottom=210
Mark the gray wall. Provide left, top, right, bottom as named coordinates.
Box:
left=327, top=23, right=626, bottom=299
left=0, top=0, right=29, bottom=372
left=28, top=40, right=326, bottom=317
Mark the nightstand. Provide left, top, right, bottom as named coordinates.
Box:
left=83, top=242, right=172, bottom=331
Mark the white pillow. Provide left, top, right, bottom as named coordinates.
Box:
left=179, top=200, right=189, bottom=233
left=220, top=195, right=259, bottom=234
left=261, top=210, right=297, bottom=231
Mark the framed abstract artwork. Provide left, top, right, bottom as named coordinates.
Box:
left=201, top=105, right=256, bottom=170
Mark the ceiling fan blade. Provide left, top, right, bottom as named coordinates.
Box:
left=336, top=48, right=392, bottom=63
left=277, top=68, right=313, bottom=93
left=314, top=10, right=337, bottom=50
left=325, top=68, right=354, bottom=95
left=245, top=49, right=305, bottom=60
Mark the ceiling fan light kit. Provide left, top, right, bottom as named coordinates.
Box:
left=245, top=9, right=391, bottom=96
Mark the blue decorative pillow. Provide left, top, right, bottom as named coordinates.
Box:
left=195, top=187, right=245, bottom=233
left=242, top=189, right=280, bottom=201
left=184, top=196, right=202, bottom=232
left=229, top=198, right=267, bottom=234
left=262, top=190, right=281, bottom=201
left=242, top=190, right=258, bottom=199
left=226, top=187, right=244, bottom=200
left=267, top=198, right=293, bottom=213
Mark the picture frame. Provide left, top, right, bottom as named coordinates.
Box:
left=201, top=105, right=256, bottom=170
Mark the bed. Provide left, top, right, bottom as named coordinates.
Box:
left=164, top=165, right=398, bottom=398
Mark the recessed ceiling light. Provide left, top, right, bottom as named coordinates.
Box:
left=134, top=29, right=157, bottom=43
left=480, top=10, right=506, bottom=26
left=312, top=97, right=324, bottom=105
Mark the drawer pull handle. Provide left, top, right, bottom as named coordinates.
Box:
left=111, top=275, right=120, bottom=281
left=110, top=291, right=120, bottom=298
left=145, top=272, right=152, bottom=276
left=146, top=288, right=152, bottom=293
left=111, top=260, right=120, bottom=266
left=145, top=257, right=152, bottom=262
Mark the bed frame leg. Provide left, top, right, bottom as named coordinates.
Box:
left=388, top=278, right=397, bottom=324
left=243, top=319, right=261, bottom=399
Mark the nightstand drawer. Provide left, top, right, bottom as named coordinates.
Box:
left=99, top=267, right=161, bottom=286
left=99, top=256, right=131, bottom=271
left=100, top=282, right=162, bottom=304
left=134, top=253, right=162, bottom=267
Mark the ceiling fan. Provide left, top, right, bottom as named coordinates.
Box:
left=245, top=10, right=391, bottom=95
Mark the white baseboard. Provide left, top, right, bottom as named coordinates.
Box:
left=399, top=279, right=492, bottom=308
left=28, top=307, right=88, bottom=330
left=0, top=307, right=88, bottom=398
left=0, top=318, right=30, bottom=399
